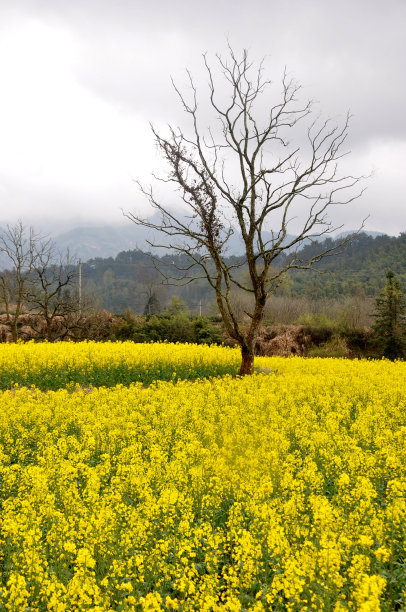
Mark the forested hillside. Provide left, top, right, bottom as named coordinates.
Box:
left=82, top=233, right=406, bottom=313
left=282, top=232, right=406, bottom=298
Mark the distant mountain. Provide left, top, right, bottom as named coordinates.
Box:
left=52, top=222, right=297, bottom=260
left=53, top=224, right=150, bottom=261
left=0, top=218, right=394, bottom=272
left=75, top=231, right=405, bottom=313
left=52, top=224, right=387, bottom=262
left=1, top=224, right=404, bottom=313
left=278, top=232, right=406, bottom=298
left=336, top=230, right=387, bottom=240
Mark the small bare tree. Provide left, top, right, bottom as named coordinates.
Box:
left=0, top=221, right=80, bottom=341
left=127, top=47, right=365, bottom=374
left=0, top=222, right=41, bottom=341
left=26, top=246, right=78, bottom=340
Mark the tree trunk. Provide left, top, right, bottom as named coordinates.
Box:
left=46, top=317, right=52, bottom=341
left=239, top=346, right=255, bottom=376
left=11, top=317, right=18, bottom=343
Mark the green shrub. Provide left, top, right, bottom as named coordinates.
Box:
left=307, top=335, right=350, bottom=358
left=296, top=312, right=339, bottom=329
left=193, top=317, right=223, bottom=344
left=341, top=329, right=375, bottom=357
left=113, top=313, right=223, bottom=345
left=372, top=270, right=406, bottom=360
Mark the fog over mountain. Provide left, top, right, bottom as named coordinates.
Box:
left=0, top=0, right=405, bottom=237
left=49, top=225, right=389, bottom=262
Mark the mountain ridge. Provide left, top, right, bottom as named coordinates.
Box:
left=52, top=225, right=389, bottom=261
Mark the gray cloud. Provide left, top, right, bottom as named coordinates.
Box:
left=16, top=0, right=406, bottom=134
left=0, top=0, right=405, bottom=234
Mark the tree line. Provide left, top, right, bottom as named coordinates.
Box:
left=77, top=232, right=406, bottom=315
left=0, top=220, right=404, bottom=359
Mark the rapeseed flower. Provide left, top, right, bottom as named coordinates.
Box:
left=0, top=343, right=405, bottom=608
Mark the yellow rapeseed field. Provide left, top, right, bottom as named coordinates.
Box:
left=0, top=342, right=405, bottom=610
left=0, top=341, right=240, bottom=389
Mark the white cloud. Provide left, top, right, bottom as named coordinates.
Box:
left=0, top=0, right=404, bottom=234
left=0, top=19, right=156, bottom=221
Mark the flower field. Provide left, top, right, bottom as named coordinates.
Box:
left=0, top=341, right=240, bottom=390
left=0, top=343, right=405, bottom=610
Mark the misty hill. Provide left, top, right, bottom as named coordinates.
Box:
left=78, top=232, right=405, bottom=313
left=53, top=224, right=151, bottom=260
left=1, top=222, right=403, bottom=314
left=52, top=224, right=387, bottom=261
left=281, top=232, right=406, bottom=298
left=52, top=220, right=295, bottom=260
left=0, top=218, right=388, bottom=267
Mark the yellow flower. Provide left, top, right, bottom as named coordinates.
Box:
left=374, top=546, right=391, bottom=562
left=0, top=343, right=404, bottom=609
left=75, top=547, right=96, bottom=569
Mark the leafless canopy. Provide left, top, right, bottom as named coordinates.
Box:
left=0, top=221, right=80, bottom=341
left=126, top=46, right=366, bottom=374
left=0, top=221, right=43, bottom=341
left=26, top=245, right=79, bottom=340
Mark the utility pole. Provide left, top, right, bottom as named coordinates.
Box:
left=78, top=260, right=82, bottom=315
left=199, top=299, right=202, bottom=317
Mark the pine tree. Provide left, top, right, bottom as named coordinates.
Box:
left=373, top=271, right=406, bottom=360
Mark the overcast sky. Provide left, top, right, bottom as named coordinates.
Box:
left=0, top=0, right=405, bottom=235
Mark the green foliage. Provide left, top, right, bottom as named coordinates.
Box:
left=278, top=233, right=406, bottom=299
left=340, top=329, right=375, bottom=358
left=296, top=312, right=339, bottom=329
left=165, top=295, right=189, bottom=316
left=372, top=270, right=406, bottom=360
left=113, top=312, right=223, bottom=346
left=145, top=314, right=196, bottom=344
left=77, top=233, right=406, bottom=313
left=193, top=316, right=223, bottom=345
left=307, top=335, right=350, bottom=358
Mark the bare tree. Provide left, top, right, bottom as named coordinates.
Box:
left=136, top=262, right=165, bottom=315
left=126, top=47, right=366, bottom=374
left=26, top=246, right=78, bottom=340
left=0, top=222, right=41, bottom=341
left=0, top=221, right=80, bottom=341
